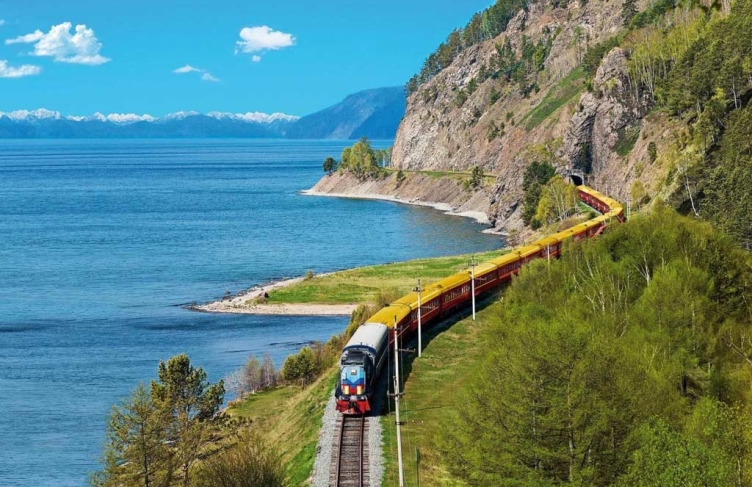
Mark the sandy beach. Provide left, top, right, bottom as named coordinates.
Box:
left=191, top=276, right=358, bottom=316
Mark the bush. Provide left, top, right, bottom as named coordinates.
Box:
left=304, top=269, right=314, bottom=280
left=194, top=431, right=288, bottom=487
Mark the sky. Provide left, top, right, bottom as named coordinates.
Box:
left=0, top=0, right=493, bottom=117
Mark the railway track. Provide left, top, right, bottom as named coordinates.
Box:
left=331, top=415, right=369, bottom=487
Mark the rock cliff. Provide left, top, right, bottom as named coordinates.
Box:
left=389, top=0, right=664, bottom=232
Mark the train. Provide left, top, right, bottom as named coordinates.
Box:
left=334, top=185, right=624, bottom=415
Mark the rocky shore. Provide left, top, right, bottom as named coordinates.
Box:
left=306, top=170, right=497, bottom=229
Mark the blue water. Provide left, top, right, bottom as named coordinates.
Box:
left=0, top=139, right=500, bottom=487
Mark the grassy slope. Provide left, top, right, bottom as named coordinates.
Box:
left=521, top=67, right=585, bottom=131
left=380, top=300, right=502, bottom=487
left=226, top=369, right=338, bottom=486
left=267, top=250, right=506, bottom=305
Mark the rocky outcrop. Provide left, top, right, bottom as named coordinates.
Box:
left=391, top=0, right=625, bottom=232
left=562, top=47, right=653, bottom=179
left=312, top=0, right=674, bottom=235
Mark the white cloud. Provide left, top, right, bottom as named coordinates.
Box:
left=0, top=20, right=6, bottom=27
left=235, top=26, right=294, bottom=57
left=173, top=64, right=201, bottom=74
left=0, top=60, right=41, bottom=78
left=6, top=30, right=44, bottom=44
left=5, top=22, right=110, bottom=65
left=252, top=55, right=261, bottom=62
left=174, top=64, right=219, bottom=82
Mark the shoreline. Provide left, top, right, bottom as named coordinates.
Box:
left=192, top=184, right=506, bottom=317
left=302, top=188, right=507, bottom=235
left=189, top=274, right=358, bottom=316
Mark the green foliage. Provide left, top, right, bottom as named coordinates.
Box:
left=489, top=86, right=501, bottom=104
left=582, top=37, right=619, bottom=76
left=614, top=125, right=641, bottom=156
left=94, top=355, right=225, bottom=487
left=534, top=175, right=578, bottom=225
left=304, top=269, right=314, bottom=281
left=281, top=347, right=317, bottom=384
left=522, top=161, right=556, bottom=225
left=522, top=68, right=585, bottom=131
left=338, top=137, right=385, bottom=180
left=92, top=384, right=171, bottom=487
left=194, top=431, right=288, bottom=487
left=618, top=419, right=735, bottom=487
left=395, top=169, right=406, bottom=187
left=322, top=157, right=336, bottom=175
left=647, top=141, right=657, bottom=163
left=442, top=208, right=752, bottom=486
left=405, top=0, right=530, bottom=95
left=622, top=0, right=638, bottom=27
left=469, top=165, right=485, bottom=189
left=702, top=105, right=752, bottom=245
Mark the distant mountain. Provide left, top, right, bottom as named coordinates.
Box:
left=0, top=109, right=299, bottom=139
left=285, top=87, right=405, bottom=139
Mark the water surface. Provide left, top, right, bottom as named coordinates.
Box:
left=0, top=139, right=500, bottom=486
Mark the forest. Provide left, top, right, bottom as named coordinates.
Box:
left=442, top=207, right=752, bottom=486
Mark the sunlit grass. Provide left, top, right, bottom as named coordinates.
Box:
left=267, top=250, right=507, bottom=305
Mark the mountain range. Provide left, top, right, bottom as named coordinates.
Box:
left=0, top=87, right=406, bottom=140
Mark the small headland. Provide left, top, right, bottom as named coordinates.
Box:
left=305, top=169, right=497, bottom=230
left=191, top=249, right=506, bottom=316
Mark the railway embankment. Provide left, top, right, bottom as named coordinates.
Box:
left=305, top=170, right=493, bottom=227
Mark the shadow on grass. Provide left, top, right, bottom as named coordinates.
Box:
left=370, top=288, right=504, bottom=418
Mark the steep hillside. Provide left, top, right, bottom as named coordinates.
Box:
left=285, top=87, right=405, bottom=139
left=388, top=0, right=749, bottom=242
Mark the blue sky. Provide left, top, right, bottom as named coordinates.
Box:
left=0, top=0, right=492, bottom=116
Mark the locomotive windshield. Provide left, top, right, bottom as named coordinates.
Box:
left=340, top=364, right=366, bottom=396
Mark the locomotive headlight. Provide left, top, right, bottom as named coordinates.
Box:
left=342, top=385, right=350, bottom=395
left=356, top=385, right=364, bottom=395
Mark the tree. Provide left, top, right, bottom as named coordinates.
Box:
left=322, top=157, right=337, bottom=175
left=281, top=347, right=316, bottom=384
left=150, top=354, right=225, bottom=487
left=92, top=383, right=172, bottom=487
left=618, top=420, right=734, bottom=487
left=469, top=165, right=485, bottom=189
left=522, top=161, right=556, bottom=225
left=622, top=0, right=638, bottom=26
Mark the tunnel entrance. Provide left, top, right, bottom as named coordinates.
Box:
left=569, top=174, right=583, bottom=185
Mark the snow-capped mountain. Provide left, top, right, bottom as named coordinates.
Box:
left=0, top=109, right=300, bottom=138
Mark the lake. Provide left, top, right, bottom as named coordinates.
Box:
left=0, top=139, right=500, bottom=487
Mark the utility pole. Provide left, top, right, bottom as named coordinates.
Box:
left=469, top=256, right=477, bottom=321
left=627, top=195, right=631, bottom=220
left=414, top=279, right=422, bottom=358
left=393, top=317, right=405, bottom=487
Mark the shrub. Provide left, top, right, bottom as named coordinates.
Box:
left=194, top=431, right=288, bottom=487
left=304, top=269, right=314, bottom=280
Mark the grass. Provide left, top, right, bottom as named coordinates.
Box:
left=226, top=369, right=338, bottom=486
left=522, top=67, right=586, bottom=131
left=267, top=250, right=507, bottom=305
left=614, top=125, right=641, bottom=156
left=380, top=299, right=503, bottom=487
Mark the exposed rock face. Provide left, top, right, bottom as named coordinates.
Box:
left=391, top=0, right=625, bottom=232
left=561, top=47, right=653, bottom=183
left=313, top=0, right=672, bottom=234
